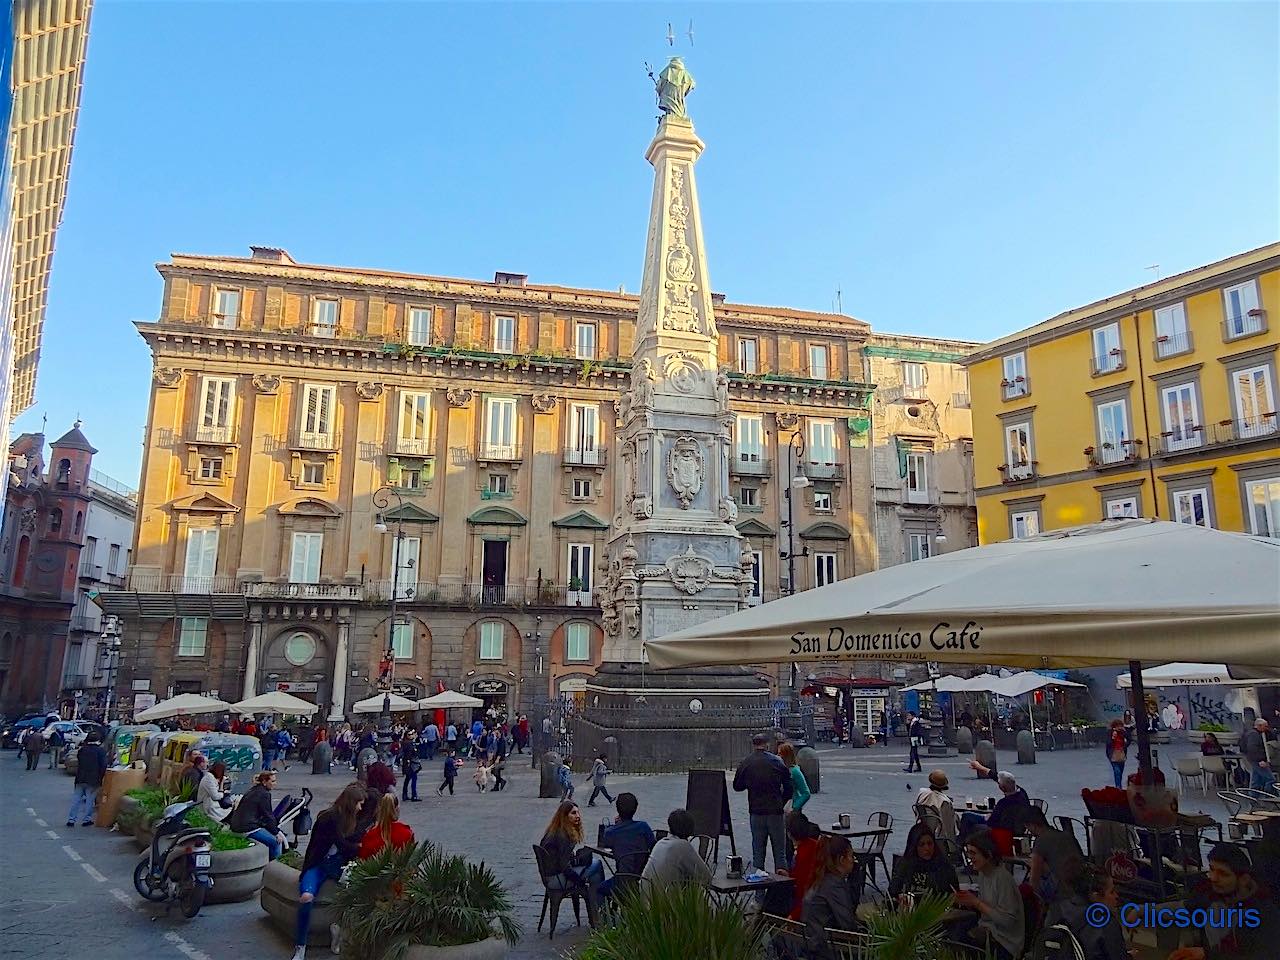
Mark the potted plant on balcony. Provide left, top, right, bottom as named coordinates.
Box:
left=568, top=577, right=584, bottom=605
left=332, top=840, right=519, bottom=960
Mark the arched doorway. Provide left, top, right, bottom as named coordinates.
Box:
left=469, top=678, right=511, bottom=722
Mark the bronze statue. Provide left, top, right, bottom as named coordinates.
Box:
left=652, top=57, right=694, bottom=121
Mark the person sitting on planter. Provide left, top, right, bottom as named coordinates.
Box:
left=540, top=800, right=604, bottom=925
left=292, top=783, right=367, bottom=960
left=197, top=760, right=232, bottom=823
left=889, top=822, right=959, bottom=907
left=180, top=752, right=207, bottom=800
left=802, top=834, right=860, bottom=960
left=358, top=793, right=415, bottom=859
left=228, top=770, right=287, bottom=860
left=365, top=757, right=396, bottom=798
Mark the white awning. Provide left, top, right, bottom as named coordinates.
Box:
left=1116, top=663, right=1261, bottom=689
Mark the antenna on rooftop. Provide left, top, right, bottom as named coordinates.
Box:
left=836, top=287, right=843, bottom=314
left=1145, top=264, right=1161, bottom=281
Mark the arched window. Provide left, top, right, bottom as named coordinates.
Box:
left=56, top=459, right=71, bottom=489
left=74, top=511, right=83, bottom=536
left=49, top=508, right=63, bottom=534
left=13, top=537, right=30, bottom=586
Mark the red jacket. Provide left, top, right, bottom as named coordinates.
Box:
left=788, top=837, right=820, bottom=919
left=359, top=821, right=415, bottom=859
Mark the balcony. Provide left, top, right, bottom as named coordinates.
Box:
left=1001, top=377, right=1030, bottom=401
left=1090, top=349, right=1127, bottom=376
left=288, top=427, right=341, bottom=452
left=70, top=613, right=100, bottom=633
left=563, top=446, right=608, bottom=468
left=310, top=323, right=338, bottom=339
left=78, top=559, right=101, bottom=580
left=997, top=461, right=1038, bottom=484
left=210, top=312, right=238, bottom=330
left=243, top=582, right=364, bottom=602
left=365, top=580, right=597, bottom=608
left=477, top=443, right=521, bottom=465
left=1223, top=311, right=1268, bottom=343
left=904, top=485, right=931, bottom=505
left=1153, top=330, right=1194, bottom=360
left=805, top=461, right=845, bottom=482
left=190, top=424, right=234, bottom=445
left=731, top=453, right=771, bottom=476
left=390, top=436, right=435, bottom=457
left=952, top=392, right=971, bottom=409
left=126, top=573, right=243, bottom=593
left=1085, top=439, right=1144, bottom=471
left=1150, top=416, right=1279, bottom=457
left=62, top=674, right=90, bottom=692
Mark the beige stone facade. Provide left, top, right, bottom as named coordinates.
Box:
left=102, top=247, right=896, bottom=718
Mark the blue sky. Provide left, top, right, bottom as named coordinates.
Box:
left=18, top=1, right=1279, bottom=481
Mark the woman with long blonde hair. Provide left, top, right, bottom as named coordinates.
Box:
left=359, top=792, right=415, bottom=859
left=539, top=800, right=604, bottom=924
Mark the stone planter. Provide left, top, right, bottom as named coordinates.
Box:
left=402, top=936, right=508, bottom=960
left=115, top=795, right=141, bottom=832
left=260, top=860, right=339, bottom=947
left=207, top=841, right=268, bottom=903
left=135, top=820, right=155, bottom=852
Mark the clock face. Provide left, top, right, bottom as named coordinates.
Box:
left=34, top=551, right=61, bottom=573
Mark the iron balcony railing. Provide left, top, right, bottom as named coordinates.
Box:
left=1001, top=377, right=1030, bottom=400
left=287, top=427, right=342, bottom=451
left=78, top=560, right=101, bottom=579
left=1153, top=330, right=1194, bottom=359
left=365, top=580, right=597, bottom=608
left=390, top=436, right=435, bottom=457
left=190, top=424, right=234, bottom=444
left=477, top=443, right=520, bottom=462
left=731, top=453, right=771, bottom=476
left=805, top=461, right=846, bottom=481
left=1090, top=349, right=1126, bottom=376
left=242, top=582, right=365, bottom=601
left=952, top=392, right=971, bottom=409
left=563, top=447, right=607, bottom=467
left=1150, top=416, right=1279, bottom=457
left=1223, top=313, right=1268, bottom=342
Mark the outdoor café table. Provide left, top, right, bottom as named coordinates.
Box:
left=707, top=869, right=792, bottom=905
left=823, top=826, right=893, bottom=841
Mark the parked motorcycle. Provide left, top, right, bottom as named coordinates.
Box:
left=132, top=801, right=213, bottom=918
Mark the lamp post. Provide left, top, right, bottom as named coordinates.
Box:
left=372, top=485, right=412, bottom=760
left=100, top=615, right=122, bottom=724
left=779, top=432, right=810, bottom=698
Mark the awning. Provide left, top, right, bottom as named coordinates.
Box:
left=1116, top=663, right=1263, bottom=689
left=135, top=693, right=231, bottom=722
left=230, top=692, right=320, bottom=716
left=350, top=693, right=419, bottom=714
left=417, top=690, right=484, bottom=710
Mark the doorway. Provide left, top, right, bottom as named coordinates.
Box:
left=482, top=540, right=508, bottom=603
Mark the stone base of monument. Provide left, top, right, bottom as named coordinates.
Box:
left=576, top=662, right=771, bottom=773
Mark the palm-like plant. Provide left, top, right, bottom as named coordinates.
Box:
left=574, top=882, right=770, bottom=960
left=331, top=841, right=520, bottom=960
left=858, top=893, right=993, bottom=960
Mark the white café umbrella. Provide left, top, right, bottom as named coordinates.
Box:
left=1116, top=663, right=1260, bottom=688
left=988, top=672, right=1086, bottom=698
left=351, top=693, right=419, bottom=714
left=135, top=693, right=231, bottom=722
left=901, top=675, right=975, bottom=693
left=417, top=690, right=484, bottom=710
left=230, top=691, right=321, bottom=716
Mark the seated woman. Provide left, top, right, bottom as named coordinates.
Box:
left=540, top=800, right=605, bottom=924
left=801, top=835, right=860, bottom=960
left=888, top=822, right=959, bottom=905
left=226, top=770, right=287, bottom=859
left=785, top=811, right=823, bottom=920
left=1200, top=732, right=1225, bottom=756
left=950, top=828, right=1024, bottom=960
left=196, top=760, right=231, bottom=822
left=292, top=783, right=367, bottom=960
left=359, top=793, right=415, bottom=859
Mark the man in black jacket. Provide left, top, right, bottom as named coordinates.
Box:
left=903, top=712, right=925, bottom=772
left=733, top=733, right=793, bottom=873
left=66, top=731, right=108, bottom=827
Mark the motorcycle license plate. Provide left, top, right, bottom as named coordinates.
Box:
left=194, top=854, right=211, bottom=867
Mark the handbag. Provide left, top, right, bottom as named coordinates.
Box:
left=408, top=760, right=422, bottom=775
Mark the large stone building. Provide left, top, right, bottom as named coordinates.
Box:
left=99, top=245, right=975, bottom=720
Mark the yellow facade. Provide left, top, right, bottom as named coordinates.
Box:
left=965, top=244, right=1280, bottom=542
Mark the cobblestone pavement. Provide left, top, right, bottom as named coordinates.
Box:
left=0, top=738, right=1224, bottom=960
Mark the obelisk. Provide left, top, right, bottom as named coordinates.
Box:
left=585, top=59, right=768, bottom=771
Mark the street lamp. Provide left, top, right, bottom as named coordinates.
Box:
left=100, top=615, right=123, bottom=725
left=372, top=485, right=413, bottom=760
left=779, top=432, right=810, bottom=699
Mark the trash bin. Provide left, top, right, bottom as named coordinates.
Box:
left=797, top=745, right=820, bottom=795
left=539, top=750, right=563, bottom=799
left=956, top=727, right=974, bottom=755
left=1016, top=729, right=1036, bottom=765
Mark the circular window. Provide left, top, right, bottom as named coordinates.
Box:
left=284, top=632, right=317, bottom=667
left=906, top=405, right=922, bottom=419
left=689, top=698, right=704, bottom=714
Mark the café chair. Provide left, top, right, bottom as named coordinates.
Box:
left=760, top=914, right=807, bottom=960
left=1029, top=797, right=1048, bottom=816
left=1175, top=757, right=1206, bottom=794
left=533, top=843, right=590, bottom=939
left=1201, top=755, right=1228, bottom=789
left=692, top=834, right=718, bottom=869
left=857, top=812, right=893, bottom=886
left=1236, top=787, right=1280, bottom=812
left=1053, top=816, right=1086, bottom=850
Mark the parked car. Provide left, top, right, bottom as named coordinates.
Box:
left=2, top=714, right=53, bottom=748
left=43, top=720, right=104, bottom=748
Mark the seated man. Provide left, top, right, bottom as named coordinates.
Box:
left=600, top=792, right=655, bottom=896
left=641, top=808, right=712, bottom=891
left=915, top=770, right=957, bottom=841
left=1025, top=807, right=1083, bottom=914
left=1168, top=843, right=1280, bottom=960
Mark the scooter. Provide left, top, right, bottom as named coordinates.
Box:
left=132, top=801, right=213, bottom=918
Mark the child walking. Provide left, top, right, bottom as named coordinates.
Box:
left=557, top=757, right=575, bottom=800
left=437, top=749, right=458, bottom=796
left=473, top=760, right=491, bottom=792
left=586, top=753, right=614, bottom=807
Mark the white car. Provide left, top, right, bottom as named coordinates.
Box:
left=42, top=720, right=103, bottom=748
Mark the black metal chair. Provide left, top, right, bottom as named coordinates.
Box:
left=533, top=843, right=588, bottom=938
left=857, top=812, right=893, bottom=889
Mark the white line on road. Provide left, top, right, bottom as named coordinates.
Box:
left=164, top=932, right=213, bottom=960
left=35, top=817, right=47, bottom=827
left=25, top=806, right=36, bottom=816
left=61, top=844, right=82, bottom=861
left=45, top=829, right=60, bottom=839
left=81, top=862, right=108, bottom=882
left=110, top=888, right=136, bottom=910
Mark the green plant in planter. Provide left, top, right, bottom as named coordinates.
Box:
left=277, top=848, right=304, bottom=870
left=333, top=840, right=519, bottom=960
left=1197, top=721, right=1229, bottom=732
left=859, top=893, right=977, bottom=960
left=574, top=882, right=769, bottom=960
left=185, top=808, right=252, bottom=851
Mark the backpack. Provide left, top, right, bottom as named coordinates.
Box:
left=1234, top=764, right=1250, bottom=787
left=1031, top=923, right=1086, bottom=960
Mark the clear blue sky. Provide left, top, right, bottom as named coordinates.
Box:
left=18, top=1, right=1279, bottom=482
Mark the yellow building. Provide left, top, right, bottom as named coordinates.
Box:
left=964, top=243, right=1280, bottom=543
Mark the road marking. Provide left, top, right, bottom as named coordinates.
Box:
left=110, top=888, right=136, bottom=910
left=26, top=806, right=37, bottom=816
left=61, top=844, right=82, bottom=862
left=164, top=932, right=213, bottom=960
left=45, top=829, right=60, bottom=839
left=81, top=862, right=108, bottom=882
left=35, top=817, right=47, bottom=827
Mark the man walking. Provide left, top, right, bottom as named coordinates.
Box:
left=436, top=748, right=458, bottom=796
left=67, top=731, right=108, bottom=826
left=22, top=727, right=43, bottom=771
left=46, top=725, right=65, bottom=769
left=1242, top=718, right=1275, bottom=792
left=903, top=712, right=925, bottom=773
left=732, top=733, right=793, bottom=874
left=422, top=722, right=438, bottom=761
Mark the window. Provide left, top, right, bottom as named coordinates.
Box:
left=1095, top=399, right=1130, bottom=464
left=483, top=397, right=517, bottom=458
left=493, top=315, right=515, bottom=354
left=807, top=419, right=836, bottom=465
left=284, top=632, right=317, bottom=667
left=738, top=486, right=760, bottom=508
left=1002, top=353, right=1028, bottom=399
left=1224, top=280, right=1262, bottom=338
left=1091, top=323, right=1123, bottom=374
left=1154, top=303, right=1191, bottom=357
left=394, top=537, right=420, bottom=598
left=212, top=289, right=240, bottom=329
left=49, top=508, right=63, bottom=533
left=198, top=376, right=234, bottom=443
left=813, top=489, right=832, bottom=511
left=199, top=457, right=223, bottom=480
left=809, top=344, right=829, bottom=380
left=749, top=551, right=763, bottom=604
left=813, top=552, right=837, bottom=588
left=737, top=338, right=758, bottom=374
left=398, top=467, right=422, bottom=491
left=301, top=462, right=325, bottom=485
left=488, top=474, right=509, bottom=495
left=567, top=544, right=593, bottom=601
left=311, top=298, right=339, bottom=337
left=1160, top=382, right=1201, bottom=451
left=299, top=383, right=336, bottom=445
left=1003, top=421, right=1033, bottom=480
left=736, top=414, right=763, bottom=463
left=575, top=322, right=596, bottom=360
left=572, top=477, right=592, bottom=499
left=902, top=362, right=927, bottom=393
left=479, top=621, right=503, bottom=660
left=397, top=391, right=432, bottom=455
left=565, top=622, right=590, bottom=661
left=290, top=532, right=323, bottom=583
left=906, top=451, right=929, bottom=502
left=569, top=403, right=599, bottom=464
left=1245, top=478, right=1280, bottom=537
left=1010, top=510, right=1040, bottom=539
left=1233, top=365, right=1277, bottom=439
left=407, top=306, right=432, bottom=346
left=907, top=532, right=931, bottom=562
left=183, top=529, right=216, bottom=589
left=177, top=618, right=208, bottom=657
left=391, top=622, right=413, bottom=660
left=1105, top=497, right=1140, bottom=519
left=1173, top=488, right=1211, bottom=527
left=83, top=536, right=97, bottom=566
left=107, top=544, right=121, bottom=574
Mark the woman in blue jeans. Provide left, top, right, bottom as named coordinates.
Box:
left=226, top=770, right=286, bottom=859
left=292, top=783, right=366, bottom=960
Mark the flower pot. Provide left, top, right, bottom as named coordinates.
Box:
left=402, top=936, right=508, bottom=960
left=260, top=859, right=340, bottom=946
left=207, top=840, right=268, bottom=903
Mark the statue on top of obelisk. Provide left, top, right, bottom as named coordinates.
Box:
left=653, top=57, right=695, bottom=121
